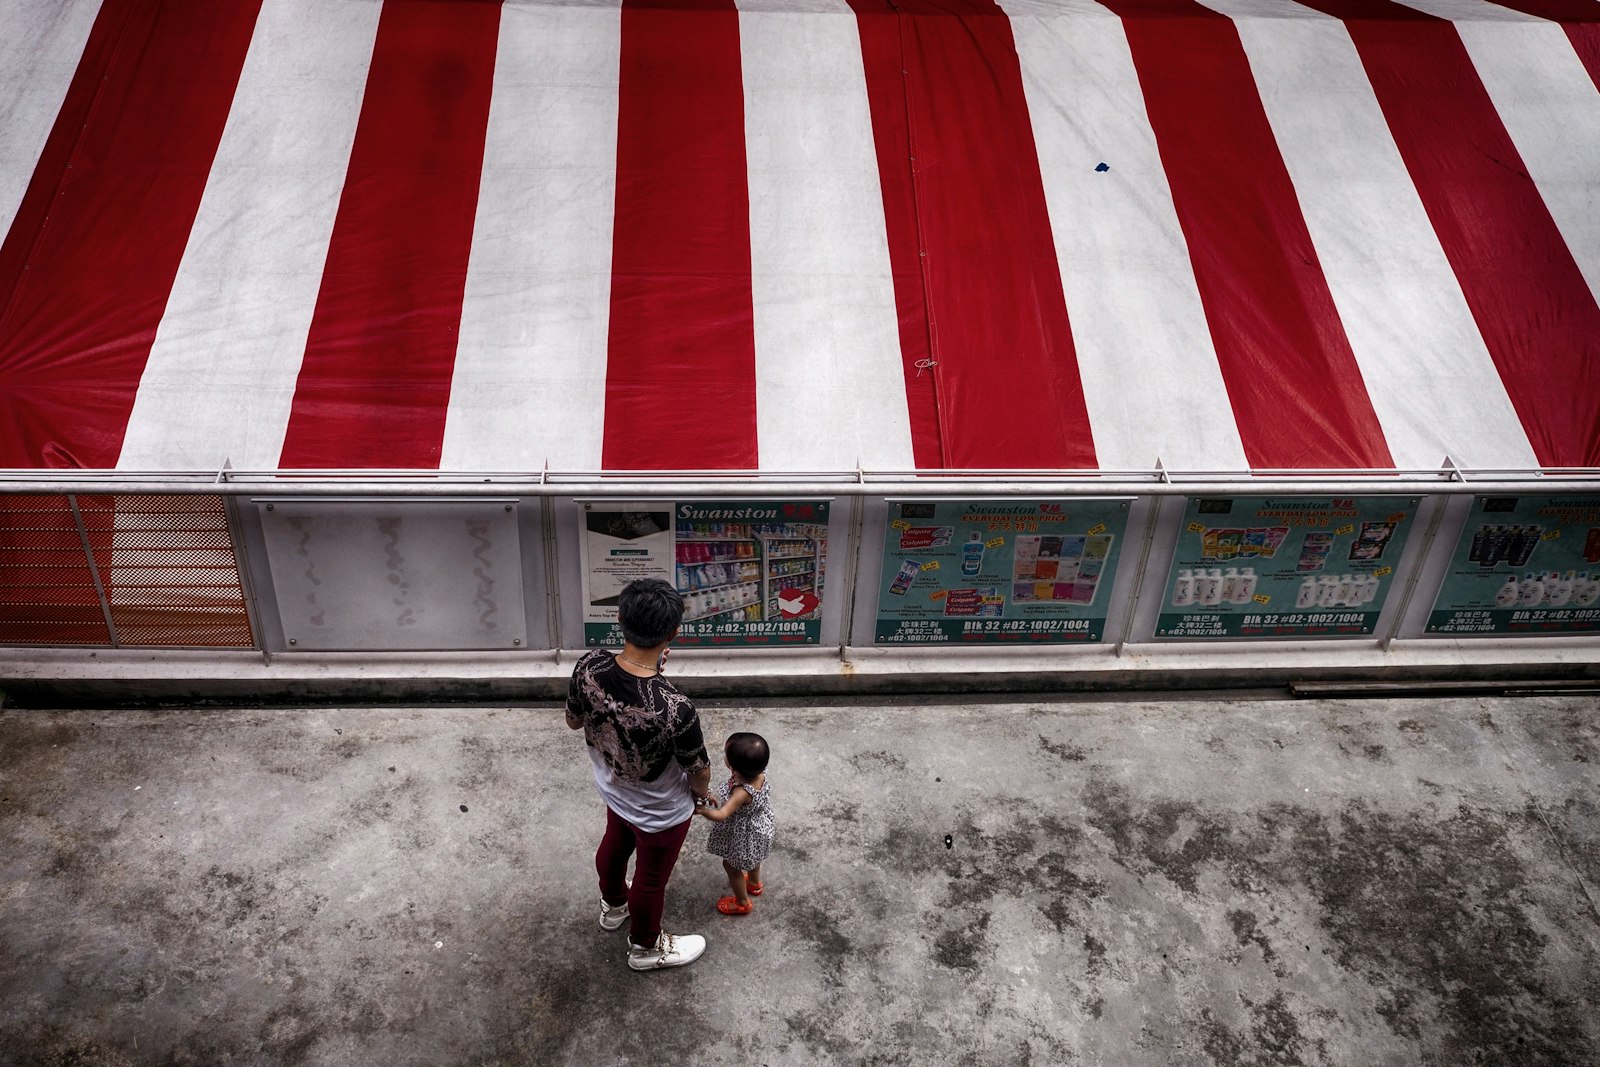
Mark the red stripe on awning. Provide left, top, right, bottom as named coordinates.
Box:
left=849, top=2, right=943, bottom=470
left=0, top=0, right=262, bottom=468
left=849, top=0, right=1096, bottom=470
left=1300, top=0, right=1600, bottom=467
left=1101, top=0, right=1392, bottom=470
left=601, top=0, right=758, bottom=471
left=1486, top=0, right=1600, bottom=92
left=279, top=0, right=501, bottom=469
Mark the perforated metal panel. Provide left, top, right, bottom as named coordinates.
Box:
left=0, top=494, right=112, bottom=645
left=257, top=498, right=526, bottom=651
left=0, top=494, right=254, bottom=648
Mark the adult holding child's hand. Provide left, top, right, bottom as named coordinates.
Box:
left=566, top=578, right=712, bottom=971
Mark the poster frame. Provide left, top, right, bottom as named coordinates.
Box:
left=1130, top=493, right=1437, bottom=646
left=867, top=496, right=1136, bottom=646
left=568, top=496, right=842, bottom=650
left=1409, top=493, right=1600, bottom=639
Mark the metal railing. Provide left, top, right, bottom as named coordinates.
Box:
left=2, top=462, right=1597, bottom=497
left=2, top=466, right=1597, bottom=654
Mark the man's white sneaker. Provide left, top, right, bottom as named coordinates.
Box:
left=599, top=898, right=629, bottom=931
left=599, top=877, right=633, bottom=931
left=627, top=931, right=706, bottom=971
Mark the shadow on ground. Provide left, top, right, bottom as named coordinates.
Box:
left=0, top=696, right=1596, bottom=1066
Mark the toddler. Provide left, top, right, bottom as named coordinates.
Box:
left=697, top=732, right=775, bottom=915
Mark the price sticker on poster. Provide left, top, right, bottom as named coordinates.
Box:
left=874, top=499, right=1131, bottom=644
left=581, top=500, right=831, bottom=647
left=1155, top=497, right=1418, bottom=640
left=1426, top=495, right=1600, bottom=636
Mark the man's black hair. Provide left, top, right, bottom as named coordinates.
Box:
left=725, top=732, right=769, bottom=778
left=617, top=578, right=683, bottom=648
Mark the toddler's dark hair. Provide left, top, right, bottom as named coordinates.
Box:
left=725, top=732, right=770, bottom=778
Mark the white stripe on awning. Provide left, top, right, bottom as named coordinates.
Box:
left=1211, top=0, right=1537, bottom=469
left=443, top=1, right=623, bottom=472
left=119, top=0, right=381, bottom=470
left=1451, top=15, right=1600, bottom=303
left=1007, top=1, right=1249, bottom=470
left=740, top=0, right=914, bottom=471
left=0, top=0, right=100, bottom=249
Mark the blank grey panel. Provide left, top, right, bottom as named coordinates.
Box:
left=259, top=499, right=526, bottom=651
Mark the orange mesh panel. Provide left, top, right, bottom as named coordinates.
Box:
left=0, top=494, right=112, bottom=645
left=76, top=494, right=255, bottom=648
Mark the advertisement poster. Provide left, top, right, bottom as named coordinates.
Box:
left=874, top=499, right=1130, bottom=644
left=582, top=500, right=829, bottom=647
left=1155, top=496, right=1418, bottom=639
left=1426, top=495, right=1600, bottom=636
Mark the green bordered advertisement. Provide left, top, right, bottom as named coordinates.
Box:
left=581, top=500, right=830, bottom=647
left=1156, top=496, right=1418, bottom=640
left=1426, top=495, right=1600, bottom=636
left=874, top=499, right=1131, bottom=644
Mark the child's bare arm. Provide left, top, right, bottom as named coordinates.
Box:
left=697, top=787, right=752, bottom=822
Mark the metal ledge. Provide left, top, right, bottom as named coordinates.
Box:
left=2, top=642, right=1596, bottom=707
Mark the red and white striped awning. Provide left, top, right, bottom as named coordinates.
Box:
left=1, top=0, right=1596, bottom=474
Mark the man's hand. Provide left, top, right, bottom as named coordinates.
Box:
left=688, top=765, right=712, bottom=805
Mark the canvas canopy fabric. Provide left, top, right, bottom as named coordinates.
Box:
left=0, top=0, right=1596, bottom=474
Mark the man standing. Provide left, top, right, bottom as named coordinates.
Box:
left=566, top=577, right=711, bottom=970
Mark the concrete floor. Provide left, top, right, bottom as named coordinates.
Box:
left=0, top=694, right=1595, bottom=1067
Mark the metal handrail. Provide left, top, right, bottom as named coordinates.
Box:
left=1, top=465, right=1597, bottom=497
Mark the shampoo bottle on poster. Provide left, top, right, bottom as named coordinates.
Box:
left=1361, top=575, right=1381, bottom=604
left=1199, top=569, right=1224, bottom=606
left=1296, top=577, right=1318, bottom=610
left=1508, top=526, right=1538, bottom=568
left=1234, top=567, right=1257, bottom=604
left=1547, top=571, right=1573, bottom=607
left=1221, top=568, right=1240, bottom=604
left=1335, top=575, right=1356, bottom=606
left=1494, top=575, right=1519, bottom=607
left=1317, top=577, right=1340, bottom=607
left=1173, top=570, right=1195, bottom=607
left=1483, top=526, right=1509, bottom=566
left=1574, top=572, right=1600, bottom=606
left=1517, top=573, right=1543, bottom=607
left=1469, top=525, right=1488, bottom=563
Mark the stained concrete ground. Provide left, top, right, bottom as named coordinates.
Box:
left=0, top=693, right=1596, bottom=1067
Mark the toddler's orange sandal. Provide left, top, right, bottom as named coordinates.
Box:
left=746, top=881, right=763, bottom=896
left=717, top=895, right=754, bottom=916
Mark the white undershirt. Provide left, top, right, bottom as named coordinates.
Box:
left=587, top=746, right=693, bottom=833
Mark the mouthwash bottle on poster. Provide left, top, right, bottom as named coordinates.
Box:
left=962, top=533, right=986, bottom=577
